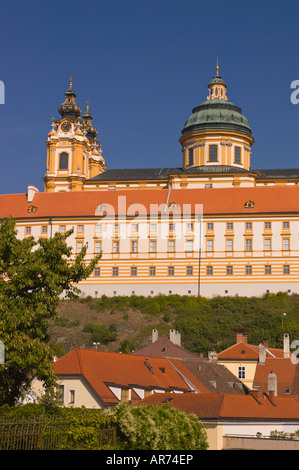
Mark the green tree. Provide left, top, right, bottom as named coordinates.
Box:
left=0, top=218, right=100, bottom=405
left=109, top=403, right=208, bottom=450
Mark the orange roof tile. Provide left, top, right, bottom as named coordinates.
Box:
left=253, top=358, right=297, bottom=396
left=1, top=185, right=299, bottom=220
left=53, top=348, right=204, bottom=404
left=139, top=391, right=299, bottom=420
left=218, top=341, right=285, bottom=361
left=132, top=336, right=198, bottom=359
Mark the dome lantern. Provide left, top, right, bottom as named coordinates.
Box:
left=58, top=77, right=81, bottom=121
left=82, top=100, right=98, bottom=141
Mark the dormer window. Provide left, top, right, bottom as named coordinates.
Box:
left=244, top=200, right=255, bottom=209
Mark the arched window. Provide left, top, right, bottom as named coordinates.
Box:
left=59, top=152, right=69, bottom=170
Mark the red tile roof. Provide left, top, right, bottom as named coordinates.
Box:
left=1, top=185, right=299, bottom=219
left=218, top=341, right=285, bottom=361
left=132, top=336, right=198, bottom=359
left=253, top=358, right=298, bottom=396
left=53, top=348, right=209, bottom=405
left=139, top=391, right=299, bottom=420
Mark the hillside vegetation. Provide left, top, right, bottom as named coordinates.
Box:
left=48, top=292, right=299, bottom=358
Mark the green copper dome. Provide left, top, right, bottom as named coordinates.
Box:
left=181, top=71, right=252, bottom=137
left=182, top=99, right=252, bottom=137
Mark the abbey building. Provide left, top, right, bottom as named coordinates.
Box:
left=1, top=65, right=299, bottom=297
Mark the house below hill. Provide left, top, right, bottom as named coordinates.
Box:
left=30, top=345, right=247, bottom=408
left=138, top=391, right=299, bottom=450
left=217, top=332, right=295, bottom=392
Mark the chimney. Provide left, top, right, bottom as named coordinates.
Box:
left=283, top=333, right=290, bottom=358
left=258, top=343, right=266, bottom=364
left=208, top=349, right=218, bottom=362
left=236, top=333, right=247, bottom=344
left=27, top=185, right=39, bottom=203
left=169, top=329, right=181, bottom=346
left=152, top=329, right=158, bottom=343
left=268, top=370, right=277, bottom=397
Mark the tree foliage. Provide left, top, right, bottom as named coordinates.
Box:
left=80, top=292, right=299, bottom=355
left=0, top=218, right=100, bottom=405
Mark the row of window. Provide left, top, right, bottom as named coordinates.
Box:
left=207, top=264, right=291, bottom=275
left=94, top=266, right=194, bottom=277
left=24, top=225, right=292, bottom=255
left=77, top=237, right=291, bottom=254
left=55, top=384, right=152, bottom=406
left=207, top=221, right=290, bottom=231
left=206, top=237, right=290, bottom=252
left=188, top=145, right=242, bottom=166
left=93, top=264, right=292, bottom=277
left=24, top=220, right=291, bottom=237
left=77, top=239, right=195, bottom=254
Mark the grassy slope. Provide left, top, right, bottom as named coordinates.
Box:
left=48, top=293, right=299, bottom=358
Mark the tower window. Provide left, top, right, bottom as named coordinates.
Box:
left=209, top=145, right=218, bottom=162
left=59, top=152, right=69, bottom=170
left=188, top=148, right=194, bottom=166
left=234, top=146, right=241, bottom=164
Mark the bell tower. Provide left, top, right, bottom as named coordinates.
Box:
left=43, top=78, right=106, bottom=192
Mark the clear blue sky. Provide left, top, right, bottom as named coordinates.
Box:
left=0, top=0, right=298, bottom=194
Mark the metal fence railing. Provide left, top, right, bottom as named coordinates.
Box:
left=0, top=417, right=117, bottom=450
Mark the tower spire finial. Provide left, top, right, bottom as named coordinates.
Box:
left=216, top=58, right=219, bottom=76
left=69, top=76, right=73, bottom=89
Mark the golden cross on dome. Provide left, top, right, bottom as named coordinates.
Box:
left=216, top=58, right=219, bottom=76
left=69, top=76, right=73, bottom=89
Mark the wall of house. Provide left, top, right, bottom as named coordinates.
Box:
left=217, top=361, right=257, bottom=389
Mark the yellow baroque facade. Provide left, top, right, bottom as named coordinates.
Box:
left=1, top=65, right=299, bottom=298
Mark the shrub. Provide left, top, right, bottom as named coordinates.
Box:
left=108, top=404, right=208, bottom=450
left=83, top=323, right=117, bottom=345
